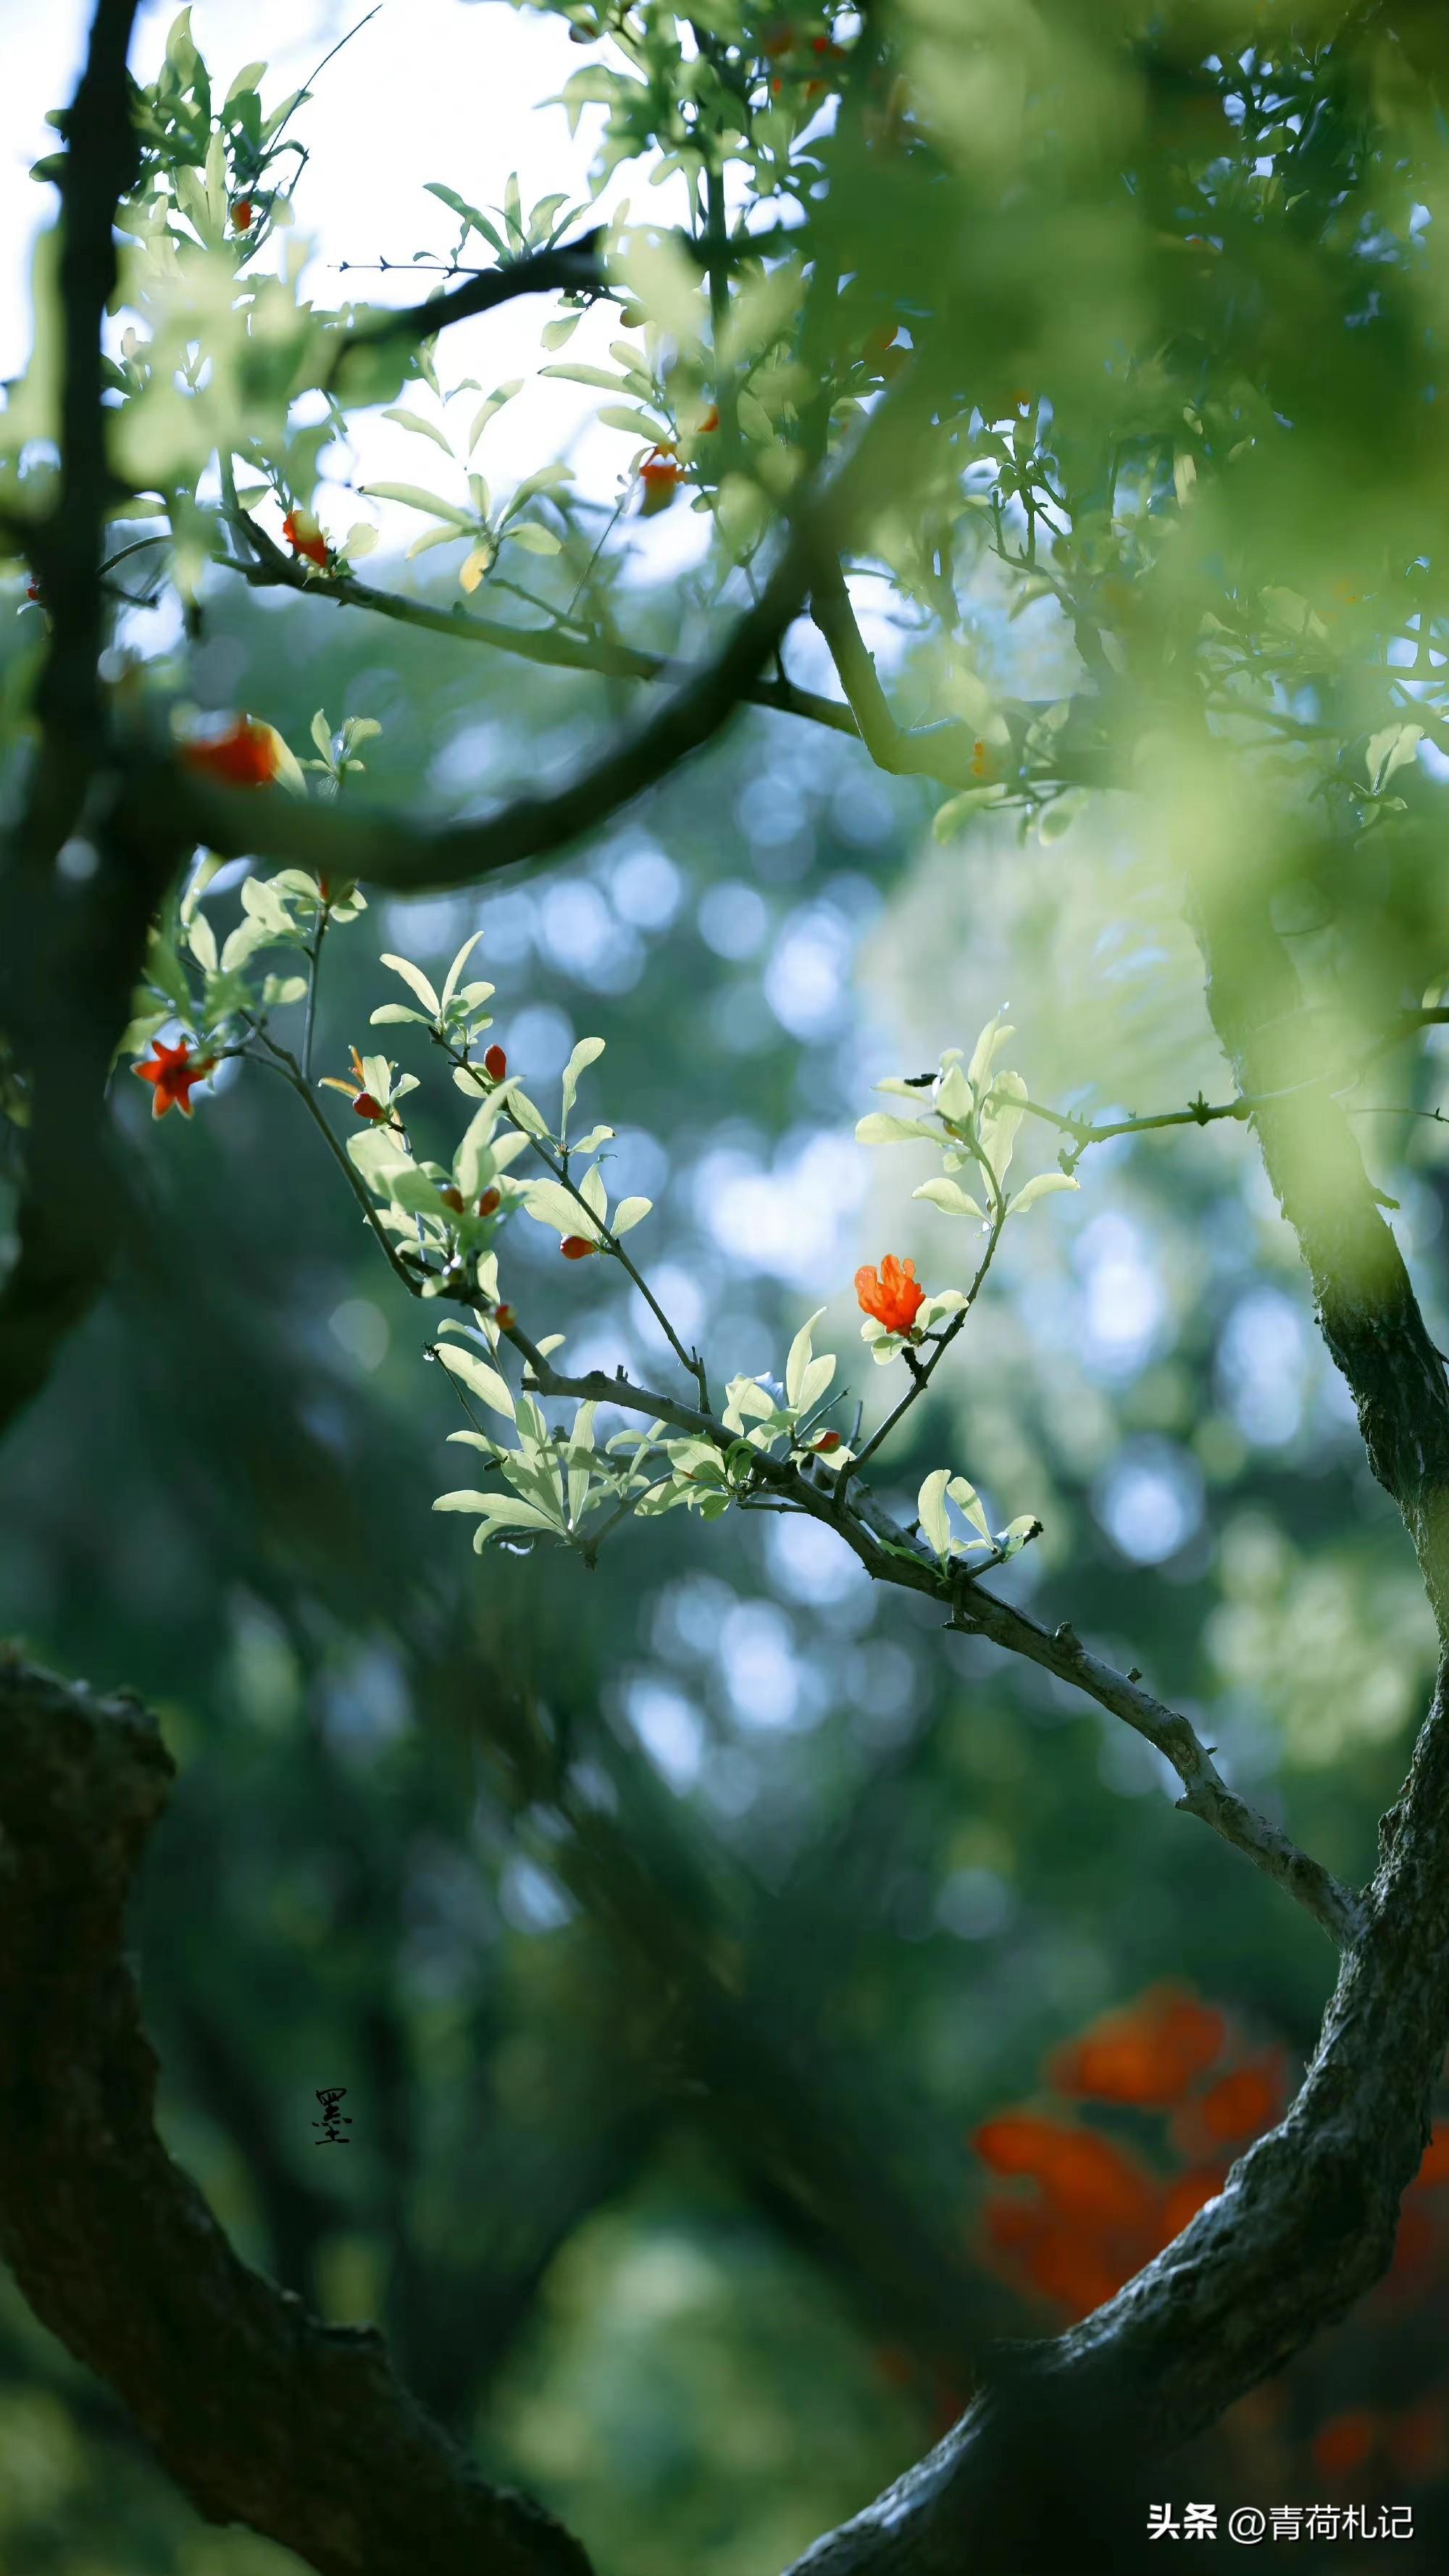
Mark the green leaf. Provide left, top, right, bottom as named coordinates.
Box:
left=436, top=1343, right=516, bottom=1419
left=597, top=403, right=672, bottom=443
left=379, top=951, right=441, bottom=1015
left=855, top=1112, right=939, bottom=1145
left=382, top=405, right=456, bottom=459
left=913, top=1176, right=986, bottom=1219
left=425, top=183, right=506, bottom=256
left=538, top=364, right=636, bottom=393
left=918, top=1468, right=951, bottom=1562
left=224, top=59, right=267, bottom=106
left=1007, top=1171, right=1080, bottom=1214
left=361, top=482, right=476, bottom=529
left=560, top=1034, right=605, bottom=1123
left=503, top=522, right=561, bottom=554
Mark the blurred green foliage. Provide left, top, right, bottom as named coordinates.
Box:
left=7, top=0, right=1449, bottom=2567
left=1, top=525, right=1445, bottom=2566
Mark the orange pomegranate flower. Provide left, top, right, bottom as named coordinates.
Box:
left=638, top=450, right=680, bottom=517
left=282, top=507, right=330, bottom=569
left=132, top=1037, right=215, bottom=1120
left=1051, top=1985, right=1227, bottom=2110
left=319, top=1044, right=390, bottom=1123
left=182, top=717, right=280, bottom=790
left=855, top=1253, right=924, bottom=1336
left=1192, top=2054, right=1285, bottom=2145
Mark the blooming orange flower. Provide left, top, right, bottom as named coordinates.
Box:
left=182, top=717, right=280, bottom=790
left=132, top=1037, right=215, bottom=1120
left=855, top=1253, right=924, bottom=1336
left=638, top=450, right=680, bottom=517
left=319, top=1045, right=391, bottom=1124
left=282, top=507, right=329, bottom=569
left=1051, top=1985, right=1227, bottom=2111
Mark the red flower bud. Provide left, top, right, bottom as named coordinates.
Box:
left=483, top=1044, right=507, bottom=1081
left=494, top=1302, right=517, bottom=1329
left=439, top=1186, right=465, bottom=1213
left=232, top=197, right=254, bottom=233
left=317, top=875, right=331, bottom=903
left=25, top=580, right=41, bottom=603
left=477, top=1187, right=501, bottom=1216
left=813, top=1430, right=843, bottom=1452
left=352, top=1091, right=384, bottom=1121
left=698, top=404, right=720, bottom=434
left=560, top=1235, right=596, bottom=1260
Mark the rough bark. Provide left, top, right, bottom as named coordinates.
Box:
left=0, top=1651, right=593, bottom=2576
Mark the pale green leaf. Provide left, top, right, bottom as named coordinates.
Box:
left=917, top=1468, right=951, bottom=1561
left=560, top=1034, right=605, bottom=1122
left=436, top=1342, right=516, bottom=1418
left=1007, top=1171, right=1080, bottom=1214
left=913, top=1176, right=986, bottom=1219
left=361, top=481, right=475, bottom=528
left=382, top=404, right=456, bottom=459
left=379, top=951, right=441, bottom=1015
left=503, top=521, right=562, bottom=554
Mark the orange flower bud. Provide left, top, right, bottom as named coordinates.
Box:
left=477, top=1187, right=501, bottom=1216
left=231, top=197, right=254, bottom=233
left=439, top=1186, right=465, bottom=1213
left=813, top=1430, right=843, bottom=1452
left=352, top=1091, right=384, bottom=1121
left=560, top=1235, right=596, bottom=1259
left=483, top=1043, right=507, bottom=1081
left=697, top=404, right=720, bottom=434
left=494, top=1302, right=517, bottom=1329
